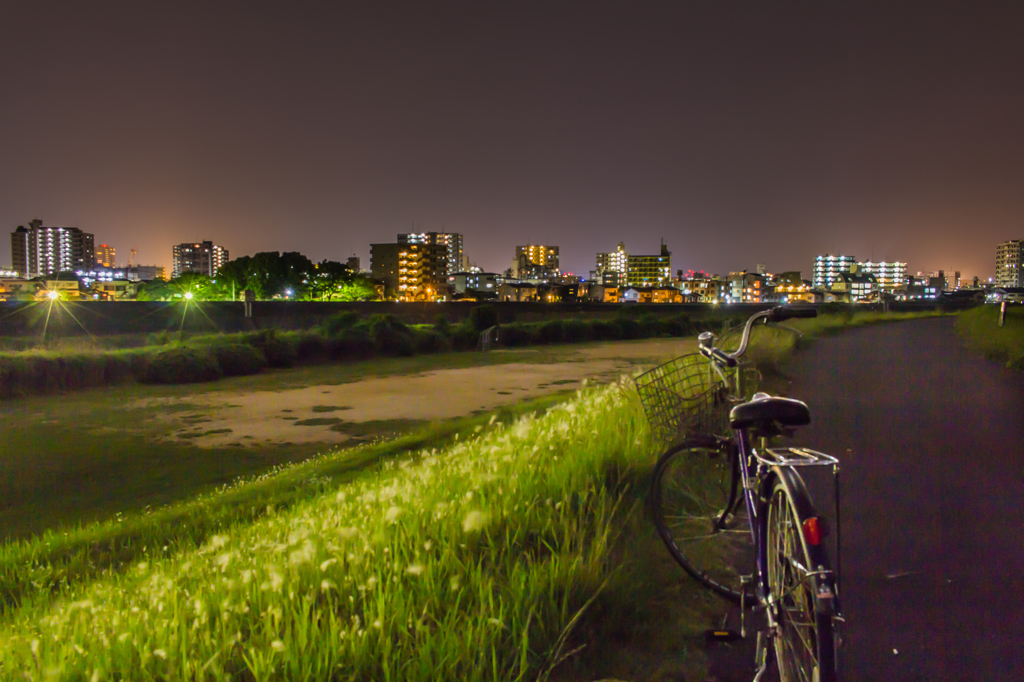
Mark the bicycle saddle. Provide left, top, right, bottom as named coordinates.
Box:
left=729, top=395, right=810, bottom=430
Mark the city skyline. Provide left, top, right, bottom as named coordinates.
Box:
left=2, top=4, right=1022, bottom=280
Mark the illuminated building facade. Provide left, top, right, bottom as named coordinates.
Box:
left=373, top=242, right=447, bottom=300
left=626, top=243, right=671, bottom=287
left=813, top=254, right=855, bottom=288
left=595, top=242, right=628, bottom=286
left=96, top=244, right=116, bottom=268
left=10, top=219, right=95, bottom=278
left=857, top=260, right=906, bottom=292
left=512, top=245, right=559, bottom=279
left=996, top=239, right=1023, bottom=287
left=728, top=271, right=764, bottom=303
left=171, top=241, right=229, bottom=278
left=399, top=232, right=463, bottom=279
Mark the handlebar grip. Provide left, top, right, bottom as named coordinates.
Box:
left=770, top=306, right=818, bottom=322
left=702, top=346, right=738, bottom=368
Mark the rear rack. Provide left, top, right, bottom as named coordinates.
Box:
left=755, top=447, right=839, bottom=467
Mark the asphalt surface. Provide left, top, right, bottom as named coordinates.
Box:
left=708, top=317, right=1024, bottom=681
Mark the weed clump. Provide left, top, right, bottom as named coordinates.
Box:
left=210, top=343, right=268, bottom=377
left=138, top=346, right=222, bottom=384
left=247, top=330, right=298, bottom=368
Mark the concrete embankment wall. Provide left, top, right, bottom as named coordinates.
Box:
left=0, top=300, right=965, bottom=338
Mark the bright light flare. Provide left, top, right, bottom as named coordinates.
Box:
left=47, top=290, right=60, bottom=300
left=184, top=292, right=194, bottom=300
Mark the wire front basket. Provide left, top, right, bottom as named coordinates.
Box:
left=634, top=352, right=734, bottom=447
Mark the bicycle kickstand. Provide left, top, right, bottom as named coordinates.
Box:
left=704, top=575, right=756, bottom=644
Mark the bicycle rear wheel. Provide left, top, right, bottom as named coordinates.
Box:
left=649, top=437, right=753, bottom=603
left=765, top=471, right=837, bottom=682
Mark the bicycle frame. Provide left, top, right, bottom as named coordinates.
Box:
left=707, top=425, right=842, bottom=679
left=642, top=305, right=841, bottom=679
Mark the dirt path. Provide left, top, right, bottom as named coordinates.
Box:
left=145, top=338, right=696, bottom=448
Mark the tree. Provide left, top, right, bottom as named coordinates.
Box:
left=136, top=273, right=214, bottom=301
left=308, top=260, right=356, bottom=301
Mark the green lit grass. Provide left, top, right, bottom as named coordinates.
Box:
left=0, top=383, right=703, bottom=681
left=955, top=304, right=1024, bottom=368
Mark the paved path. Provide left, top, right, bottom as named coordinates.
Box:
left=706, top=317, right=1024, bottom=681
left=779, top=317, right=1024, bottom=681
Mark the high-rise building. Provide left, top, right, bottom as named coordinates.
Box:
left=595, top=242, right=628, bottom=286
left=171, top=241, right=229, bottom=278
left=627, top=243, right=671, bottom=287
left=857, top=260, right=906, bottom=292
left=96, top=244, right=116, bottom=268
left=399, top=232, right=463, bottom=279
left=370, top=242, right=448, bottom=300
left=813, top=254, right=855, bottom=289
left=996, top=239, right=1023, bottom=287
left=10, top=219, right=95, bottom=278
left=511, top=245, right=559, bottom=279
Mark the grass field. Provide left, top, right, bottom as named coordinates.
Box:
left=955, top=304, right=1024, bottom=368
left=0, top=381, right=724, bottom=681
left=0, top=309, right=951, bottom=680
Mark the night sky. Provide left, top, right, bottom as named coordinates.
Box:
left=2, top=3, right=1022, bottom=280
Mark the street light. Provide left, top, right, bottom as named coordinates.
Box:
left=184, top=292, right=194, bottom=300
left=47, top=290, right=60, bottom=300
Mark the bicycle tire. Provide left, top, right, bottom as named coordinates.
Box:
left=649, top=436, right=753, bottom=603
left=764, top=469, right=838, bottom=682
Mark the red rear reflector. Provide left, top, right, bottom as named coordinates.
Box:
left=802, top=517, right=824, bottom=545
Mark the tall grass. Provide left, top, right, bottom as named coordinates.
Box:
left=955, top=305, right=1024, bottom=368
left=0, top=383, right=655, bottom=680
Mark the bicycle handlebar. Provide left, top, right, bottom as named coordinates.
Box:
left=699, top=305, right=817, bottom=368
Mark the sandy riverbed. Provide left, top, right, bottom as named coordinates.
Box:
left=148, top=338, right=696, bottom=448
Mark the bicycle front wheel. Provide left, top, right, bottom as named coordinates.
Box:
left=765, top=471, right=837, bottom=682
left=649, top=437, right=752, bottom=603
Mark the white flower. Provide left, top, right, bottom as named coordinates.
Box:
left=271, top=640, right=286, bottom=653
left=405, top=564, right=424, bottom=576
left=320, top=558, right=337, bottom=571
left=153, top=649, right=167, bottom=659
left=321, top=579, right=337, bottom=591
left=384, top=506, right=404, bottom=523
left=462, top=510, right=489, bottom=532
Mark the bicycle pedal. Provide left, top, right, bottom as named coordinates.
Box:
left=704, top=629, right=743, bottom=642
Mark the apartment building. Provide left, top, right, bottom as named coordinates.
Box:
left=399, top=232, right=463, bottom=279
left=728, top=271, right=765, bottom=303
left=680, top=273, right=722, bottom=303
left=594, top=242, right=628, bottom=287
left=996, top=239, right=1023, bottom=287
left=95, top=244, right=116, bottom=268
left=11, top=219, right=95, bottom=278
left=812, top=254, right=855, bottom=289
left=448, top=271, right=498, bottom=295
left=833, top=271, right=879, bottom=301
left=370, top=242, right=448, bottom=300
left=856, top=260, right=906, bottom=292
left=626, top=243, right=671, bottom=287
left=171, top=241, right=229, bottom=278
left=512, top=245, right=559, bottom=279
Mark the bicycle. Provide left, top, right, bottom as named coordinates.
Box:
left=635, top=306, right=843, bottom=682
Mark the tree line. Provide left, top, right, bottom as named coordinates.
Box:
left=22, top=251, right=379, bottom=302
